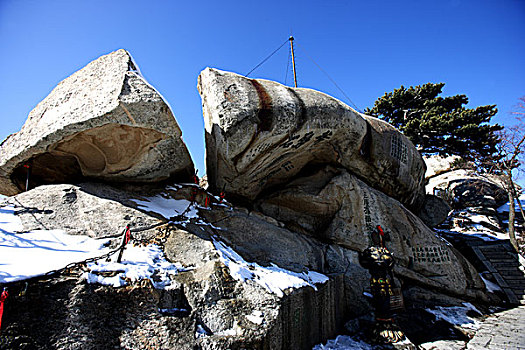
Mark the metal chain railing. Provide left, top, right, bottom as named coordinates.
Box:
left=1, top=183, right=235, bottom=288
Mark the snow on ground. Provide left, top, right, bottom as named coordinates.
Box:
left=312, top=335, right=374, bottom=350
left=455, top=223, right=509, bottom=241
left=131, top=194, right=198, bottom=220
left=445, top=226, right=509, bottom=242
left=443, top=209, right=510, bottom=241
left=479, top=273, right=502, bottom=293
left=497, top=195, right=525, bottom=213
left=425, top=302, right=482, bottom=331
left=467, top=213, right=499, bottom=227
left=246, top=310, right=264, bottom=325
left=83, top=243, right=189, bottom=289
left=213, top=239, right=329, bottom=298
left=0, top=205, right=111, bottom=283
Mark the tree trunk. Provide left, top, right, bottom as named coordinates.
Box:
left=510, top=180, right=525, bottom=224
left=506, top=171, right=519, bottom=252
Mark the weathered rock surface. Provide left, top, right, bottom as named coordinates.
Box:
left=255, top=166, right=486, bottom=298
left=1, top=183, right=363, bottom=349
left=424, top=154, right=462, bottom=179
left=426, top=170, right=508, bottom=209
left=2, top=180, right=493, bottom=349
left=198, top=68, right=426, bottom=209
left=0, top=49, right=194, bottom=196
left=8, top=182, right=162, bottom=238
left=416, top=194, right=452, bottom=227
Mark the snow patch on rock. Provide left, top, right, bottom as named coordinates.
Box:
left=83, top=243, right=189, bottom=289
left=425, top=302, right=482, bottom=331
left=313, top=335, right=374, bottom=350
left=497, top=195, right=525, bottom=213
left=212, top=239, right=329, bottom=298
left=0, top=205, right=110, bottom=283
left=131, top=195, right=198, bottom=220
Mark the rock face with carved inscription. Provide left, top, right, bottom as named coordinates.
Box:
left=198, top=68, right=426, bottom=209
left=255, top=165, right=485, bottom=298
left=0, top=49, right=194, bottom=196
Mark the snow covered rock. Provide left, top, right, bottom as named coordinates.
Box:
left=198, top=68, right=426, bottom=210
left=0, top=49, right=194, bottom=196
left=0, top=182, right=365, bottom=349
left=0, top=204, right=112, bottom=283
left=423, top=154, right=461, bottom=179
left=4, top=182, right=163, bottom=238
left=426, top=170, right=507, bottom=209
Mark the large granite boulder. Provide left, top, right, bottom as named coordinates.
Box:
left=1, top=180, right=490, bottom=349
left=255, top=166, right=485, bottom=298
left=415, top=194, right=452, bottom=227
left=8, top=182, right=163, bottom=238
left=423, top=154, right=461, bottom=179
left=0, top=49, right=193, bottom=196
left=1, top=183, right=360, bottom=349
left=198, top=68, right=426, bottom=210
left=426, top=169, right=510, bottom=241
left=426, top=170, right=508, bottom=209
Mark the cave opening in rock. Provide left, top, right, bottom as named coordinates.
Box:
left=11, top=152, right=84, bottom=192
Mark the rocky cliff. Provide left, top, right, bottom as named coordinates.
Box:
left=0, top=51, right=510, bottom=350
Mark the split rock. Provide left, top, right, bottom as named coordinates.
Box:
left=198, top=68, right=426, bottom=209
left=0, top=49, right=193, bottom=196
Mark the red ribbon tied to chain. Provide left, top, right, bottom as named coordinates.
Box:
left=124, top=226, right=131, bottom=245
left=0, top=288, right=8, bottom=330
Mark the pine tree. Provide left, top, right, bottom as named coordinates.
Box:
left=365, top=83, right=502, bottom=161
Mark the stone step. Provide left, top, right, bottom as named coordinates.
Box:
left=479, top=245, right=512, bottom=252
left=482, top=252, right=516, bottom=258
left=482, top=252, right=512, bottom=257
left=494, top=264, right=523, bottom=270
left=484, top=258, right=515, bottom=263
left=506, top=280, right=525, bottom=288
left=500, top=270, right=525, bottom=278
left=500, top=273, right=525, bottom=281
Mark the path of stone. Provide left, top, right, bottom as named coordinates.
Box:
left=420, top=306, right=525, bottom=350
left=420, top=234, right=525, bottom=349
left=467, top=306, right=525, bottom=350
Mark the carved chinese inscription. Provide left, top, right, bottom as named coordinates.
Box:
left=411, top=246, right=451, bottom=264
left=279, top=130, right=333, bottom=150
left=390, top=134, right=408, bottom=164
left=363, top=192, right=373, bottom=235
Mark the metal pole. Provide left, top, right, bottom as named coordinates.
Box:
left=24, top=164, right=31, bottom=192
left=289, top=36, right=298, bottom=88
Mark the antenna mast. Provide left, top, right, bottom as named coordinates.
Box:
left=289, top=36, right=298, bottom=88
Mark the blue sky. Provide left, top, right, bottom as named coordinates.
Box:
left=1, top=0, right=524, bottom=175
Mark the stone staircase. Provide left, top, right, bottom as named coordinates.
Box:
left=437, top=231, right=525, bottom=305
left=470, top=242, right=525, bottom=305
